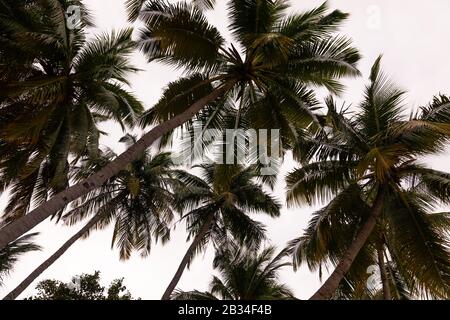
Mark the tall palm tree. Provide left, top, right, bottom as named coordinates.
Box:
left=3, top=135, right=177, bottom=300
left=288, top=184, right=450, bottom=299
left=0, top=0, right=143, bottom=223
left=0, top=233, right=40, bottom=287
left=286, top=57, right=450, bottom=299
left=0, top=0, right=361, bottom=250
left=172, top=241, right=294, bottom=300
left=162, top=164, right=281, bottom=299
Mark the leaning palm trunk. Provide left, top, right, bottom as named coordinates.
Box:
left=162, top=215, right=215, bottom=300
left=0, top=80, right=236, bottom=251
left=309, top=186, right=387, bottom=300
left=3, top=213, right=103, bottom=300
left=377, top=241, right=391, bottom=300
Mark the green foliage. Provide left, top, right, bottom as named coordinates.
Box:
left=0, top=233, right=41, bottom=286
left=173, top=164, right=281, bottom=264
left=64, top=136, right=178, bottom=260
left=26, top=271, right=136, bottom=300
left=286, top=57, right=450, bottom=299
left=133, top=0, right=361, bottom=163
left=1, top=0, right=449, bottom=302
left=173, top=241, right=294, bottom=300
left=0, top=0, right=143, bottom=222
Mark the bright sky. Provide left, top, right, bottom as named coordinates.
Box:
left=1, top=0, right=450, bottom=300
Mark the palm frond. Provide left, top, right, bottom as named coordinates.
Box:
left=0, top=232, right=41, bottom=286
left=137, top=1, right=224, bottom=72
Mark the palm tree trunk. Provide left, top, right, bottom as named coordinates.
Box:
left=309, top=185, right=388, bottom=300
left=377, top=239, right=391, bottom=300
left=384, top=249, right=401, bottom=300
left=161, top=214, right=215, bottom=300
left=3, top=213, right=101, bottom=300
left=0, top=80, right=236, bottom=251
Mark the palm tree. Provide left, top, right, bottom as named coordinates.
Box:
left=3, top=135, right=177, bottom=300
left=0, top=0, right=361, bottom=250
left=331, top=257, right=414, bottom=300
left=172, top=241, right=294, bottom=300
left=289, top=185, right=450, bottom=299
left=162, top=164, right=281, bottom=299
left=0, top=233, right=40, bottom=287
left=0, top=0, right=143, bottom=223
left=286, top=56, right=450, bottom=299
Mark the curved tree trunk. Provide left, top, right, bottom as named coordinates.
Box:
left=309, top=185, right=387, bottom=300
left=161, top=214, right=215, bottom=300
left=377, top=239, right=391, bottom=300
left=0, top=80, right=236, bottom=251
left=3, top=213, right=102, bottom=300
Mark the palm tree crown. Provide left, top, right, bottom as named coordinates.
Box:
left=0, top=0, right=143, bottom=222
left=134, top=0, right=361, bottom=156
left=173, top=241, right=294, bottom=300
left=0, top=233, right=40, bottom=286
left=286, top=57, right=450, bottom=299
left=65, top=135, right=178, bottom=260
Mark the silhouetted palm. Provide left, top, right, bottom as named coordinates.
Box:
left=3, top=135, right=177, bottom=300
left=172, top=241, right=294, bottom=300
left=0, top=233, right=40, bottom=287
left=162, top=164, right=281, bottom=299
left=290, top=186, right=450, bottom=299
left=0, top=0, right=361, bottom=249
left=286, top=57, right=450, bottom=299
left=0, top=0, right=143, bottom=222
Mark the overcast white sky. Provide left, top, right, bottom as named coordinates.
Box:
left=1, top=0, right=450, bottom=300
